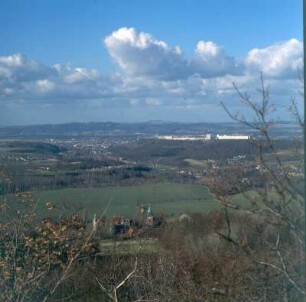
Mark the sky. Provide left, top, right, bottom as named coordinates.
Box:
left=0, top=0, right=303, bottom=125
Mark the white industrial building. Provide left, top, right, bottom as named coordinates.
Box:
left=215, top=134, right=250, bottom=140
left=156, top=134, right=211, bottom=141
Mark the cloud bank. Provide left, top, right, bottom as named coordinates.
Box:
left=0, top=27, right=303, bottom=124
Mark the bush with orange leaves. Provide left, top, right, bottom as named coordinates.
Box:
left=0, top=192, right=97, bottom=302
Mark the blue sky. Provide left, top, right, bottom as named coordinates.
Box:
left=0, top=0, right=303, bottom=125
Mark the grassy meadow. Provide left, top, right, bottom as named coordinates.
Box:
left=33, top=183, right=218, bottom=219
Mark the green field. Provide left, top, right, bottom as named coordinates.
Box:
left=184, top=158, right=208, bottom=168
left=99, top=239, right=160, bottom=256
left=34, top=183, right=218, bottom=219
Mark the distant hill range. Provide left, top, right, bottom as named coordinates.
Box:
left=0, top=121, right=301, bottom=139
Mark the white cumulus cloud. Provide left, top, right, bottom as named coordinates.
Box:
left=36, top=79, right=55, bottom=92
left=54, top=64, right=101, bottom=84
left=193, top=41, right=240, bottom=77
left=245, top=38, right=303, bottom=78
left=104, top=27, right=188, bottom=80
left=104, top=27, right=242, bottom=80
left=0, top=54, right=118, bottom=102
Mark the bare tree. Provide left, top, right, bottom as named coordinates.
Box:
left=213, top=73, right=305, bottom=300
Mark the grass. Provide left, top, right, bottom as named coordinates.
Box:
left=228, top=190, right=302, bottom=214
left=184, top=158, right=208, bottom=168
left=34, top=183, right=218, bottom=219
left=99, top=238, right=160, bottom=256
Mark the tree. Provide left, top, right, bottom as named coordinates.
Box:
left=209, top=73, right=305, bottom=300
left=0, top=192, right=97, bottom=302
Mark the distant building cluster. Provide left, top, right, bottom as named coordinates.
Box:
left=91, top=205, right=162, bottom=239
left=156, top=134, right=250, bottom=141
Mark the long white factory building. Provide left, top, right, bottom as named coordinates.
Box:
left=215, top=134, right=250, bottom=140
left=156, top=134, right=250, bottom=141
left=156, top=134, right=212, bottom=141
